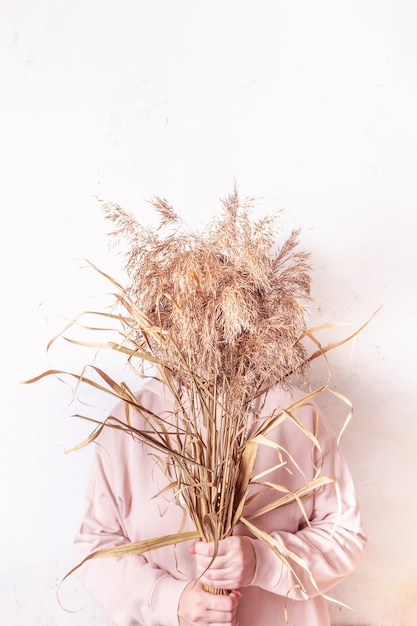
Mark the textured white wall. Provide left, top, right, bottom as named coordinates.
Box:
left=2, top=1, right=417, bottom=624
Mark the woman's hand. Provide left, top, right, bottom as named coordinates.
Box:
left=178, top=580, right=241, bottom=625
left=191, top=536, right=256, bottom=590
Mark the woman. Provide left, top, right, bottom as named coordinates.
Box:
left=73, top=375, right=366, bottom=626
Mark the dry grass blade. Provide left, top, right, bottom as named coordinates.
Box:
left=59, top=529, right=200, bottom=599
left=239, top=516, right=319, bottom=599
left=231, top=440, right=259, bottom=527
left=244, top=475, right=336, bottom=522
left=302, top=306, right=382, bottom=365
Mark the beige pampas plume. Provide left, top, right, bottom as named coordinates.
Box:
left=101, top=184, right=312, bottom=401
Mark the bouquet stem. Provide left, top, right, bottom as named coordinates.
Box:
left=204, top=585, right=229, bottom=595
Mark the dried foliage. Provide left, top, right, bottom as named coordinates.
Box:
left=24, top=186, right=378, bottom=602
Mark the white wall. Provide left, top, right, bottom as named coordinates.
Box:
left=2, top=1, right=417, bottom=624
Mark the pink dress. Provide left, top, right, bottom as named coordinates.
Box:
left=74, top=378, right=366, bottom=625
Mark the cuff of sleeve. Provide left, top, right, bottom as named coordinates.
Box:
left=249, top=537, right=285, bottom=593
left=150, top=574, right=189, bottom=626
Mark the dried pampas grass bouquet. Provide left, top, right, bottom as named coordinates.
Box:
left=26, top=185, right=373, bottom=596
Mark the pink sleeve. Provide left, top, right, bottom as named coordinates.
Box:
left=250, top=421, right=367, bottom=599
left=73, top=440, right=188, bottom=626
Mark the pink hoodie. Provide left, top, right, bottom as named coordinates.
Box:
left=73, top=378, right=366, bottom=626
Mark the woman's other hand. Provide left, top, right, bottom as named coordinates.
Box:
left=178, top=580, right=241, bottom=625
